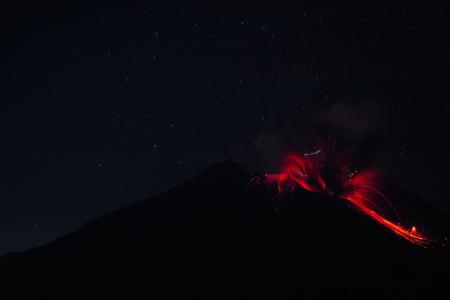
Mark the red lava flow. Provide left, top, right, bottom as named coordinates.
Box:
left=255, top=140, right=435, bottom=248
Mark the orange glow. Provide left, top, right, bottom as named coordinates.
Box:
left=257, top=143, right=436, bottom=248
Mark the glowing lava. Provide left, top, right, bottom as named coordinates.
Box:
left=257, top=140, right=435, bottom=248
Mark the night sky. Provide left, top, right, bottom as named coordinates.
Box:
left=1, top=1, right=449, bottom=255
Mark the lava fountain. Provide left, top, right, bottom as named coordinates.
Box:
left=255, top=139, right=436, bottom=248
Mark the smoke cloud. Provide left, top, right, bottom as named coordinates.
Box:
left=251, top=100, right=389, bottom=171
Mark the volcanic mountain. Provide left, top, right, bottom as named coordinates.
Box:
left=1, top=160, right=449, bottom=299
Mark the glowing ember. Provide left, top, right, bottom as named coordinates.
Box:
left=256, top=140, right=436, bottom=248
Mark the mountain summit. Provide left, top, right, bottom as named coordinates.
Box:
left=1, top=160, right=449, bottom=299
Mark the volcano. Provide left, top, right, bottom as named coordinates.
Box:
left=1, top=160, right=449, bottom=299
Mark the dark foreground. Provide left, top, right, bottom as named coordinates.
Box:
left=1, top=161, right=449, bottom=299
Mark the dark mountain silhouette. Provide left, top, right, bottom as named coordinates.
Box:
left=1, top=160, right=449, bottom=299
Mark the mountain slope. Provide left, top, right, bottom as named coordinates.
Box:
left=1, top=160, right=449, bottom=299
